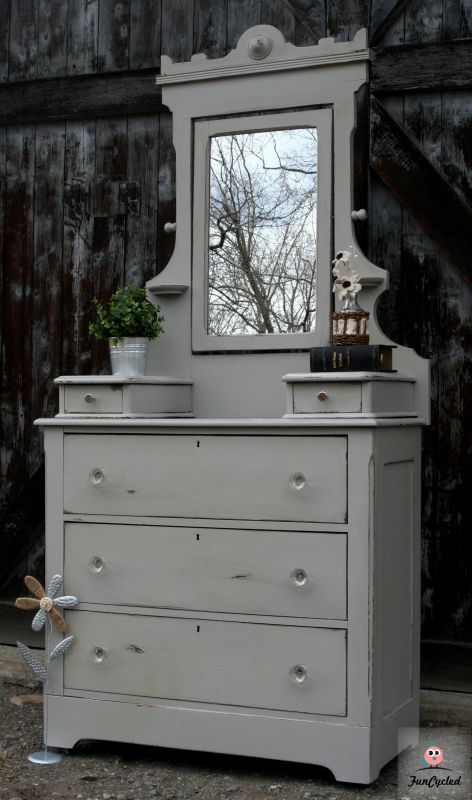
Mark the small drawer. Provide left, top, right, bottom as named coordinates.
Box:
left=64, top=433, right=347, bottom=523
left=288, top=377, right=416, bottom=415
left=56, top=377, right=193, bottom=416
left=293, top=383, right=361, bottom=414
left=64, top=385, right=123, bottom=414
left=64, top=611, right=347, bottom=716
left=64, top=524, right=347, bottom=620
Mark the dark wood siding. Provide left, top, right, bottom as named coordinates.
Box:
left=0, top=1, right=470, bottom=643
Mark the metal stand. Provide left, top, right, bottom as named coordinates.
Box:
left=28, top=750, right=64, bottom=765
left=28, top=617, right=64, bottom=765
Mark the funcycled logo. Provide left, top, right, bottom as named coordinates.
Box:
left=407, top=744, right=463, bottom=789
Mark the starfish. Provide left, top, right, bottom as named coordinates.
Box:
left=15, top=575, right=78, bottom=633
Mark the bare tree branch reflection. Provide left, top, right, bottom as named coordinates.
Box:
left=208, top=128, right=318, bottom=336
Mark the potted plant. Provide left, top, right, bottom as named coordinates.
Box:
left=89, top=284, right=164, bottom=376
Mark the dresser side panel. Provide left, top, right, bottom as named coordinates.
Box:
left=372, top=428, right=421, bottom=725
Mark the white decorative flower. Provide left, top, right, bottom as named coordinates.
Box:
left=333, top=274, right=362, bottom=301
left=332, top=249, right=352, bottom=277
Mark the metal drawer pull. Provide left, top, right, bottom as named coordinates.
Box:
left=93, top=646, right=108, bottom=663
left=89, top=556, right=104, bottom=573
left=289, top=472, right=306, bottom=490
left=290, top=568, right=308, bottom=587
left=289, top=665, right=307, bottom=684
left=317, top=391, right=329, bottom=402
left=89, top=468, right=105, bottom=486
left=84, top=393, right=96, bottom=404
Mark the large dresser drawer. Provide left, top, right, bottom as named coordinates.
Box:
left=64, top=612, right=347, bottom=716
left=64, top=524, right=347, bottom=620
left=63, top=434, right=347, bottom=523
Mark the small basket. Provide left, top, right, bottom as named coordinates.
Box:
left=331, top=310, right=369, bottom=345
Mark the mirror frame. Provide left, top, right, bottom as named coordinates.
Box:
left=192, top=109, right=332, bottom=352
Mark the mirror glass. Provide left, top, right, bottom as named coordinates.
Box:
left=207, top=127, right=318, bottom=337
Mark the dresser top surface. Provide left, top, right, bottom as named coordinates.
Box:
left=35, top=415, right=426, bottom=429
left=54, top=375, right=193, bottom=385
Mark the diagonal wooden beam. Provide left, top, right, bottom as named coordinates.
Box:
left=282, top=0, right=326, bottom=43
left=370, top=96, right=472, bottom=286
left=0, top=69, right=164, bottom=126
left=371, top=39, right=472, bottom=93
left=370, top=0, right=411, bottom=46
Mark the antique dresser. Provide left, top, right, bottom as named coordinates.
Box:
left=37, top=26, right=429, bottom=784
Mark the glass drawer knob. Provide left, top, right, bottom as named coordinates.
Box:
left=93, top=646, right=108, bottom=663
left=289, top=665, right=307, bottom=684
left=317, top=391, right=328, bottom=402
left=84, top=393, right=96, bottom=403
left=290, top=568, right=308, bottom=587
left=289, top=472, right=306, bottom=490
left=89, top=468, right=105, bottom=485
left=89, top=556, right=104, bottom=573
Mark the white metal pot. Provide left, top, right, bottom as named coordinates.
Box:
left=108, top=337, right=149, bottom=376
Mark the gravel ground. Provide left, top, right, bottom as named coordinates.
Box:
left=0, top=680, right=408, bottom=800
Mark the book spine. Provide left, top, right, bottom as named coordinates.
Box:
left=310, top=346, right=392, bottom=372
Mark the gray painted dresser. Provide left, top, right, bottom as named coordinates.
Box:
left=36, top=26, right=429, bottom=784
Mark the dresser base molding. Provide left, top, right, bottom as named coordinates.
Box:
left=45, top=694, right=418, bottom=784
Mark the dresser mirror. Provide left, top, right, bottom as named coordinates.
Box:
left=192, top=109, right=332, bottom=351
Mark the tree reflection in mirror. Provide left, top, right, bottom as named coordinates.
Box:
left=208, top=128, right=318, bottom=336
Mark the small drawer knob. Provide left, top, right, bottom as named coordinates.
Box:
left=290, top=568, right=308, bottom=588
left=289, top=664, right=307, bottom=684
left=93, top=646, right=108, bottom=663
left=89, top=468, right=105, bottom=486
left=317, top=391, right=329, bottom=402
left=89, top=556, right=104, bottom=573
left=84, top=393, right=96, bottom=404
left=289, top=472, right=306, bottom=490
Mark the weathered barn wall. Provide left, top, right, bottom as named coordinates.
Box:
left=0, top=1, right=470, bottom=641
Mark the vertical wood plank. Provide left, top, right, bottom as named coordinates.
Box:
left=428, top=253, right=472, bottom=640
left=441, top=91, right=472, bottom=209
left=0, top=127, right=5, bottom=363
left=392, top=6, right=471, bottom=640
left=67, top=0, right=99, bottom=75
left=161, top=0, right=194, bottom=61
left=1, top=126, right=35, bottom=512
left=289, top=1, right=326, bottom=45
left=126, top=114, right=159, bottom=283
left=0, top=0, right=9, bottom=81
left=227, top=0, right=260, bottom=49
left=443, top=0, right=472, bottom=39
left=92, top=117, right=128, bottom=370
left=404, top=0, right=443, bottom=43
left=98, top=0, right=130, bottom=72
left=425, top=84, right=472, bottom=641
left=327, top=0, right=369, bottom=40
left=194, top=0, right=228, bottom=58
left=129, top=0, right=161, bottom=70
left=38, top=0, right=69, bottom=77
left=30, top=122, right=65, bottom=470
left=62, top=119, right=96, bottom=375
left=9, top=0, right=38, bottom=80
left=261, top=0, right=296, bottom=41
left=369, top=175, right=404, bottom=347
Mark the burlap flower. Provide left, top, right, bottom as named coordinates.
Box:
left=15, top=575, right=78, bottom=634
